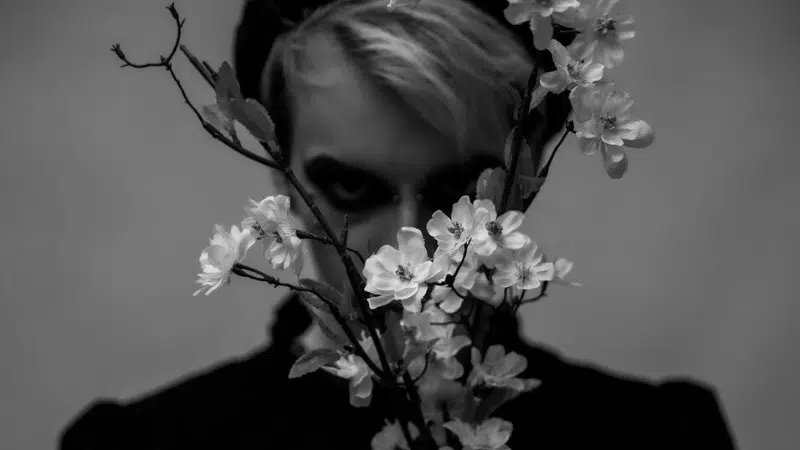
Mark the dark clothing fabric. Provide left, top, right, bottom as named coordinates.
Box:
left=59, top=295, right=737, bottom=449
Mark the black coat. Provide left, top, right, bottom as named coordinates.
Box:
left=59, top=295, right=737, bottom=449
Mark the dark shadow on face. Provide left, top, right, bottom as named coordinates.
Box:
left=279, top=33, right=504, bottom=297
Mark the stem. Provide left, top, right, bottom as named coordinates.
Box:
left=514, top=281, right=549, bottom=313
left=295, top=229, right=365, bottom=265
left=280, top=169, right=394, bottom=377
left=232, top=263, right=389, bottom=379
left=401, top=372, right=438, bottom=449
left=499, top=67, right=540, bottom=215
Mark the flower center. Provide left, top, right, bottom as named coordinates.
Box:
left=272, top=230, right=283, bottom=244
left=447, top=222, right=465, bottom=239
left=486, top=221, right=503, bottom=237
left=567, top=59, right=586, bottom=78
left=518, top=263, right=532, bottom=283
left=595, top=16, right=617, bottom=37
left=251, top=223, right=267, bottom=240
left=600, top=113, right=617, bottom=131
left=395, top=263, right=414, bottom=282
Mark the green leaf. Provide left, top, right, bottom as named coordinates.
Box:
left=299, top=278, right=358, bottom=319
left=517, top=174, right=545, bottom=199
left=230, top=98, right=277, bottom=146
left=215, top=62, right=241, bottom=102
left=298, top=291, right=352, bottom=348
left=288, top=348, right=340, bottom=379
left=383, top=309, right=406, bottom=366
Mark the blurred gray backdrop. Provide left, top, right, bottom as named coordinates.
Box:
left=1, top=1, right=798, bottom=449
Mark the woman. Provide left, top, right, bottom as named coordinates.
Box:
left=59, top=0, right=736, bottom=448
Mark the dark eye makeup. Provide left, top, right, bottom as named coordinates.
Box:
left=302, top=153, right=503, bottom=214
left=303, top=155, right=395, bottom=212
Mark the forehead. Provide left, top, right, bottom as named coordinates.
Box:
left=286, top=33, right=496, bottom=183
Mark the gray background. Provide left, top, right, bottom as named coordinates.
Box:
left=1, top=1, right=798, bottom=449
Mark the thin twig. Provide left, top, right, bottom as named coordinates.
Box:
left=110, top=12, right=281, bottom=170
left=232, top=263, right=388, bottom=379
left=295, top=229, right=366, bottom=265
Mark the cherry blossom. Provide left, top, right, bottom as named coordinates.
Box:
left=494, top=239, right=555, bottom=290
left=242, top=195, right=304, bottom=275
left=427, top=195, right=491, bottom=255
left=504, top=0, right=581, bottom=50
left=363, top=227, right=443, bottom=312
left=371, top=420, right=418, bottom=450
left=469, top=200, right=528, bottom=257
left=323, top=333, right=378, bottom=407
left=193, top=224, right=255, bottom=296
left=443, top=418, right=514, bottom=450
left=570, top=0, right=636, bottom=69
left=468, top=345, right=540, bottom=392
left=571, top=86, right=654, bottom=178
left=551, top=257, right=583, bottom=287
left=540, top=39, right=605, bottom=94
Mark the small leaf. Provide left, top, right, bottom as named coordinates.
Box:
left=231, top=98, right=277, bottom=145
left=288, top=348, right=340, bottom=379
left=201, top=104, right=230, bottom=133
left=503, top=126, right=520, bottom=170
left=528, top=85, right=548, bottom=113
left=383, top=310, right=406, bottom=366
left=517, top=175, right=545, bottom=199
left=215, top=61, right=242, bottom=102
left=299, top=278, right=358, bottom=319
left=298, top=291, right=352, bottom=348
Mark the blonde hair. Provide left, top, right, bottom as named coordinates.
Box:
left=258, top=0, right=534, bottom=159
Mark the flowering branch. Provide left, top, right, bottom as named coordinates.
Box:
left=231, top=263, right=390, bottom=379
left=110, top=9, right=280, bottom=170
left=118, top=1, right=658, bottom=448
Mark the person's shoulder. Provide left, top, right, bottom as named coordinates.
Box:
left=57, top=345, right=303, bottom=450
left=505, top=343, right=737, bottom=449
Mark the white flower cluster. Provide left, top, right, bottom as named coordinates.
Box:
left=193, top=194, right=303, bottom=295
left=187, top=2, right=653, bottom=449
left=362, top=195, right=574, bottom=315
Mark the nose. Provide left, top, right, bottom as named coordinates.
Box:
left=390, top=189, right=438, bottom=257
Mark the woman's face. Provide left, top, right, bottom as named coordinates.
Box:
left=281, top=34, right=502, bottom=298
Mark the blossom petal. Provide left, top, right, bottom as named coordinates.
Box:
left=502, top=2, right=531, bottom=25
left=397, top=227, right=428, bottom=265
left=367, top=293, right=395, bottom=309
left=439, top=292, right=464, bottom=313
left=497, top=211, right=524, bottom=233
left=598, top=41, right=625, bottom=69
left=427, top=210, right=452, bottom=239
left=601, top=144, right=629, bottom=179
left=376, top=246, right=403, bottom=271
left=620, top=120, right=655, bottom=148
left=583, top=62, right=605, bottom=84
left=493, top=270, right=518, bottom=288
left=549, top=39, right=571, bottom=67
left=578, top=136, right=600, bottom=155
left=371, top=271, right=399, bottom=291
left=540, top=70, right=568, bottom=94
left=395, top=284, right=419, bottom=300
left=503, top=232, right=529, bottom=250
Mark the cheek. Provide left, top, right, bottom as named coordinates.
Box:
left=304, top=210, right=400, bottom=284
